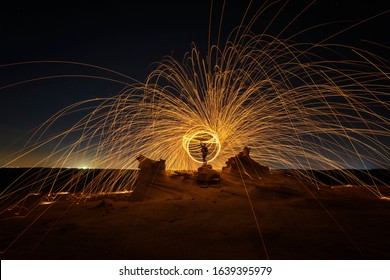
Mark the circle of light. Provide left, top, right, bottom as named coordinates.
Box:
left=182, top=130, right=221, bottom=164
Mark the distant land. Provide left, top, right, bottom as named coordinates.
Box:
left=1, top=167, right=389, bottom=194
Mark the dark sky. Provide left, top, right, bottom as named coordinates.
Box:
left=0, top=0, right=388, bottom=167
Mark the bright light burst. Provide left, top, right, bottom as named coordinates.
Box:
left=0, top=1, right=389, bottom=203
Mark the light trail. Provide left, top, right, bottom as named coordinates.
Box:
left=0, top=0, right=388, bottom=258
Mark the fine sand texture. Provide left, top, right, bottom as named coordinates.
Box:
left=1, top=172, right=389, bottom=260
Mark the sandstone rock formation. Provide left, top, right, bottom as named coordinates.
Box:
left=222, top=147, right=270, bottom=179
left=136, top=155, right=166, bottom=174
left=195, top=164, right=220, bottom=183
left=131, top=155, right=166, bottom=201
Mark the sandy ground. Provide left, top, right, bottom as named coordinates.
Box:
left=1, top=172, right=389, bottom=260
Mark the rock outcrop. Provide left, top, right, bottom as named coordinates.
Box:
left=222, top=147, right=270, bottom=179
left=195, top=164, right=220, bottom=183
left=136, top=155, right=166, bottom=174
left=131, top=155, right=166, bottom=201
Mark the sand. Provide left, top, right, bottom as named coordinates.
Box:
left=1, top=172, right=389, bottom=260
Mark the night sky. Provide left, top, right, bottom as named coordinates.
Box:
left=0, top=0, right=389, bottom=167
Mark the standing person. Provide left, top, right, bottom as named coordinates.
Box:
left=200, top=142, right=209, bottom=164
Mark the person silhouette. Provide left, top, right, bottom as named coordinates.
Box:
left=200, top=142, right=209, bottom=164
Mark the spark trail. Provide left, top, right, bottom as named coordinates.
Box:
left=0, top=1, right=389, bottom=213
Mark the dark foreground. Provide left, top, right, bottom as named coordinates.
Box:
left=0, top=169, right=389, bottom=259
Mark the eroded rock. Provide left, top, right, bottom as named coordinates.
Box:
left=196, top=164, right=220, bottom=183
left=222, top=147, right=270, bottom=179
left=136, top=154, right=166, bottom=174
